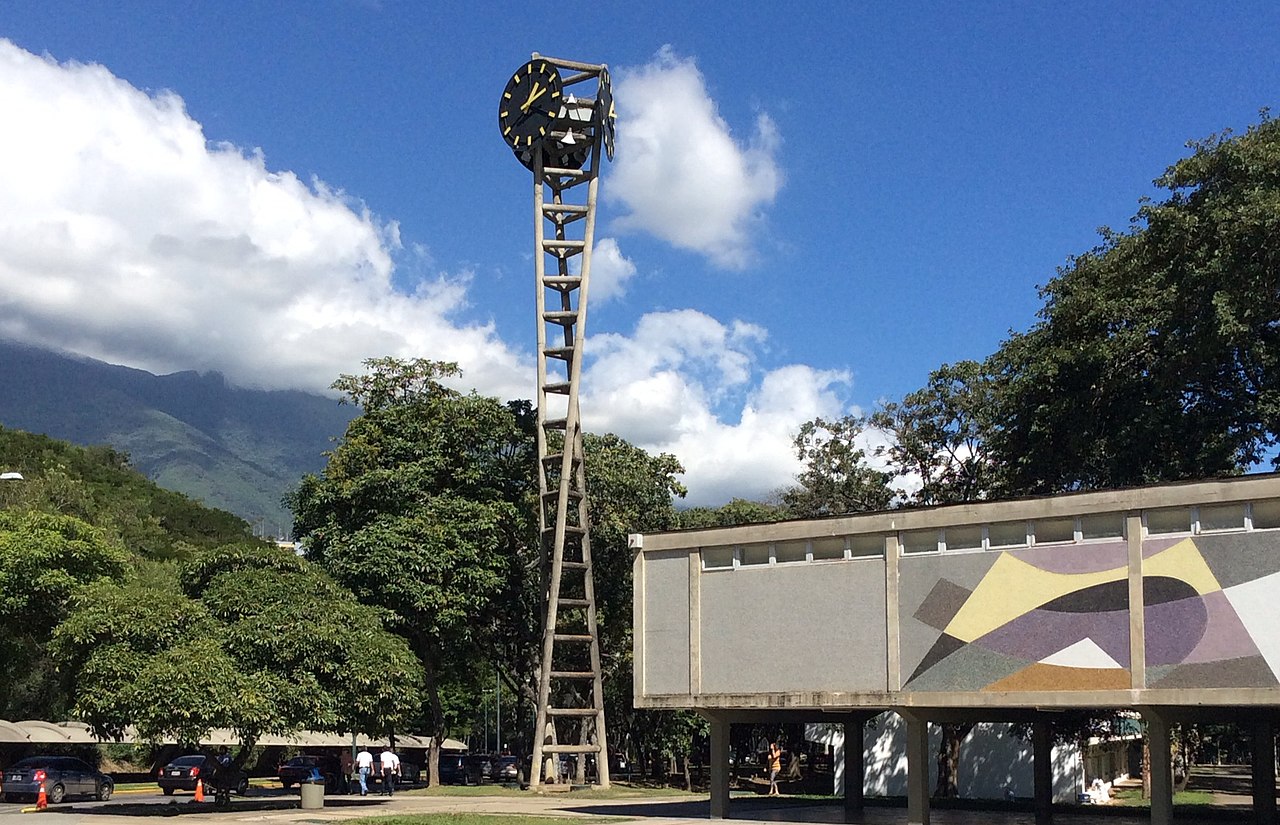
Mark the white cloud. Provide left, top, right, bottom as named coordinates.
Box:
left=611, top=46, right=783, bottom=269
left=573, top=237, right=636, bottom=303
left=0, top=40, right=853, bottom=510
left=583, top=309, right=850, bottom=506
left=0, top=40, right=531, bottom=400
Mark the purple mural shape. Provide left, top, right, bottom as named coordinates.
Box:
left=1182, top=590, right=1263, bottom=664
left=1143, top=595, right=1210, bottom=666
left=1014, top=541, right=1130, bottom=575
left=973, top=607, right=1131, bottom=667
left=1141, top=536, right=1188, bottom=559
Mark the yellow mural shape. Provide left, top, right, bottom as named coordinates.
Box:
left=944, top=554, right=1127, bottom=643
left=943, top=538, right=1222, bottom=645
left=1143, top=537, right=1221, bottom=595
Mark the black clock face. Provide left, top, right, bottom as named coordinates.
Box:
left=498, top=60, right=563, bottom=151
left=597, top=68, right=616, bottom=161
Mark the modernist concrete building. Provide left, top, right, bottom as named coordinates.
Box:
left=632, top=474, right=1280, bottom=824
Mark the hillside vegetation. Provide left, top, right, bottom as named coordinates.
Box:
left=0, top=426, right=254, bottom=559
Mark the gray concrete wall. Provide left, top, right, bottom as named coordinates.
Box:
left=699, top=558, right=887, bottom=694
left=640, top=549, right=691, bottom=695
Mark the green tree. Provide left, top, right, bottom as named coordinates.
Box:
left=54, top=543, right=421, bottom=755
left=870, top=361, right=1000, bottom=506
left=677, top=498, right=787, bottom=528
left=290, top=358, right=525, bottom=786
left=581, top=433, right=685, bottom=778
left=0, top=511, right=128, bottom=717
left=990, top=112, right=1280, bottom=493
left=782, top=415, right=894, bottom=516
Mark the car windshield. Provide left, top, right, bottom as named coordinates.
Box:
left=171, top=756, right=205, bottom=766
left=12, top=757, right=54, bottom=768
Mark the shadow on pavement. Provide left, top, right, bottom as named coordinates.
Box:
left=42, top=796, right=393, bottom=817
left=565, top=797, right=847, bottom=821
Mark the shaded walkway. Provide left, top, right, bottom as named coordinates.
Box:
left=1186, top=764, right=1278, bottom=808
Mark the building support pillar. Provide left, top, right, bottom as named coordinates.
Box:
left=1252, top=719, right=1277, bottom=825
left=903, top=712, right=930, bottom=825
left=1142, top=709, right=1173, bottom=825
left=837, top=713, right=866, bottom=817
left=707, top=713, right=731, bottom=819
left=1033, top=720, right=1053, bottom=825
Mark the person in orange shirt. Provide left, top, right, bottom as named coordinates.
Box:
left=767, top=741, right=782, bottom=796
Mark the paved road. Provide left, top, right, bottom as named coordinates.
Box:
left=0, top=786, right=1255, bottom=825
left=1185, top=763, right=1276, bottom=808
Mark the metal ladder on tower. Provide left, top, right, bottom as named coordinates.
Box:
left=529, top=56, right=610, bottom=791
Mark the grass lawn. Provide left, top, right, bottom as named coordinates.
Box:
left=1110, top=786, right=1216, bottom=807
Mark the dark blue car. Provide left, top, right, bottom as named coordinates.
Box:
left=2, top=756, right=113, bottom=804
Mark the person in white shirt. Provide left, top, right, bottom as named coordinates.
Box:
left=379, top=747, right=400, bottom=796
left=355, top=748, right=374, bottom=796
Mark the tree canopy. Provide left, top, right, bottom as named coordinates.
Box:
left=991, top=113, right=1280, bottom=494
left=54, top=543, right=422, bottom=748
left=790, top=112, right=1280, bottom=511
left=291, top=358, right=527, bottom=783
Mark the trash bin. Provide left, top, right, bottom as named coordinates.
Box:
left=300, top=780, right=324, bottom=809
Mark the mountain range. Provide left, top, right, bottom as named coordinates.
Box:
left=0, top=339, right=355, bottom=533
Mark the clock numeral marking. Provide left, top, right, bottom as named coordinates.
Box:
left=500, top=110, right=509, bottom=118
left=504, top=126, right=512, bottom=136
left=539, top=126, right=546, bottom=136
left=504, top=92, right=511, bottom=99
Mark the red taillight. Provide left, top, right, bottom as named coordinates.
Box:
left=190, top=766, right=200, bottom=777
left=33, top=770, right=46, bottom=782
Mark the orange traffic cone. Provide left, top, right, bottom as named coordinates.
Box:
left=36, top=783, right=48, bottom=810
left=194, top=779, right=205, bottom=802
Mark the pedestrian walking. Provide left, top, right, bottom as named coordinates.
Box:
left=355, top=746, right=374, bottom=796
left=379, top=746, right=400, bottom=796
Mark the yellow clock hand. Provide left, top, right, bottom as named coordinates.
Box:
left=521, top=83, right=548, bottom=112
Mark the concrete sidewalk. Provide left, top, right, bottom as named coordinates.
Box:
left=0, top=789, right=1233, bottom=825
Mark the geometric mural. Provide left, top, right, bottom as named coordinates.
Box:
left=902, top=532, right=1280, bottom=693
left=1147, top=536, right=1280, bottom=689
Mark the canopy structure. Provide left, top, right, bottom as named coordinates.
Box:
left=0, top=720, right=465, bottom=750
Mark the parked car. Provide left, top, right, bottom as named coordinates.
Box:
left=436, top=753, right=485, bottom=785
left=397, top=760, right=422, bottom=785
left=2, top=756, right=113, bottom=804
left=470, top=753, right=494, bottom=779
left=584, top=750, right=629, bottom=780
left=278, top=755, right=341, bottom=791
left=489, top=755, right=520, bottom=783
left=157, top=754, right=248, bottom=796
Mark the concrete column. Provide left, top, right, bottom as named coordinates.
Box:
left=707, top=714, right=730, bottom=819
left=1252, top=720, right=1277, bottom=825
left=904, top=713, right=930, bottom=825
left=1143, top=710, right=1173, bottom=825
left=839, top=714, right=865, bottom=816
left=1033, top=720, right=1053, bottom=825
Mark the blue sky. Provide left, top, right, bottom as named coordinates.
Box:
left=1, top=2, right=1277, bottom=505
